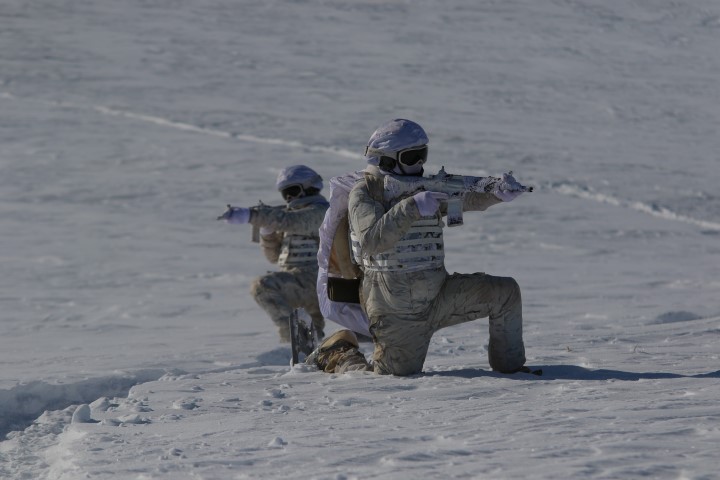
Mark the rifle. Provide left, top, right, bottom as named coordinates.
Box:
left=217, top=201, right=284, bottom=242
left=382, top=167, right=533, bottom=227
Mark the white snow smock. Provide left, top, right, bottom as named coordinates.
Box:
left=316, top=171, right=371, bottom=337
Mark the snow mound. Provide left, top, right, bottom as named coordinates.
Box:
left=0, top=370, right=165, bottom=438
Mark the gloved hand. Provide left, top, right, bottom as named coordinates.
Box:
left=259, top=226, right=275, bottom=236
left=217, top=205, right=251, bottom=224
left=494, top=190, right=523, bottom=202
left=493, top=172, right=524, bottom=202
left=413, top=191, right=449, bottom=216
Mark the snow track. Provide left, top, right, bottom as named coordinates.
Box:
left=551, top=181, right=720, bottom=231
left=3, top=91, right=717, bottom=233
left=0, top=369, right=166, bottom=439
left=0, top=91, right=361, bottom=160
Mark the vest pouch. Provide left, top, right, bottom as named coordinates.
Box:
left=327, top=277, right=361, bottom=304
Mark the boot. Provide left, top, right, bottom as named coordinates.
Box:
left=305, top=330, right=369, bottom=373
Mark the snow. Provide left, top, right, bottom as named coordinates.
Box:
left=1, top=0, right=720, bottom=478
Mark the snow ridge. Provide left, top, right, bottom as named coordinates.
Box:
left=0, top=91, right=362, bottom=160
left=552, top=182, right=720, bottom=231
left=5, top=90, right=716, bottom=233
left=0, top=369, right=166, bottom=439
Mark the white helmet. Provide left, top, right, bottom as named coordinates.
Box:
left=364, top=119, right=429, bottom=175
left=276, top=165, right=323, bottom=201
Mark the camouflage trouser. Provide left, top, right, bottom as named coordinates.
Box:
left=362, top=268, right=525, bottom=376
left=250, top=267, right=325, bottom=342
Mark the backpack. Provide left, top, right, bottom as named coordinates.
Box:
left=316, top=170, right=384, bottom=337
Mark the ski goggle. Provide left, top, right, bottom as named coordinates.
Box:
left=365, top=145, right=428, bottom=167
left=280, top=184, right=304, bottom=201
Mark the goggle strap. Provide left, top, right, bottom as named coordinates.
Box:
left=365, top=145, right=427, bottom=160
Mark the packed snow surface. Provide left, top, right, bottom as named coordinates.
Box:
left=1, top=0, right=719, bottom=478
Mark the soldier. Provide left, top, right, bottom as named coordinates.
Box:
left=219, top=165, right=328, bottom=342
left=308, top=119, right=530, bottom=376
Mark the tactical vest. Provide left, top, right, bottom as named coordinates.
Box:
left=278, top=234, right=320, bottom=267
left=350, top=173, right=445, bottom=273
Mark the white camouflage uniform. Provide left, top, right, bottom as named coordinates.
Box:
left=247, top=166, right=329, bottom=342
left=346, top=119, right=527, bottom=375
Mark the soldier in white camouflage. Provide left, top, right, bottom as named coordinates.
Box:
left=309, top=119, right=528, bottom=376
left=218, top=165, right=329, bottom=342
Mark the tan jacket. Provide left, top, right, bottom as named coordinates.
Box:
left=251, top=194, right=329, bottom=269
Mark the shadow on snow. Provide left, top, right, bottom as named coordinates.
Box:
left=423, top=365, right=720, bottom=381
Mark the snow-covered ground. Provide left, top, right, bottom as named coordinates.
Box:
left=2, top=0, right=719, bottom=478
